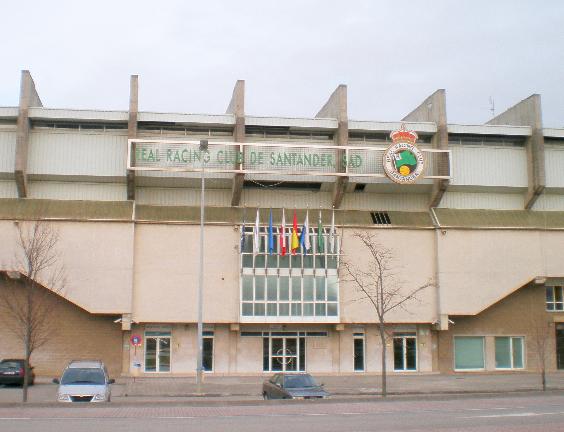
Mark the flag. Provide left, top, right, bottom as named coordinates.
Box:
left=268, top=208, right=274, bottom=255
left=300, top=210, right=310, bottom=254
left=253, top=208, right=260, bottom=255
left=280, top=209, right=286, bottom=256
left=317, top=210, right=324, bottom=254
left=240, top=208, right=246, bottom=252
left=329, top=208, right=335, bottom=253
left=291, top=210, right=300, bottom=254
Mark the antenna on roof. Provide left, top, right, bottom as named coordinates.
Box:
left=489, top=96, right=495, bottom=118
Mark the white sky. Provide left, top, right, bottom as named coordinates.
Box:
left=1, top=0, right=563, bottom=126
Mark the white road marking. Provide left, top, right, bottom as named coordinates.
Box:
left=463, top=411, right=564, bottom=418
left=463, top=406, right=526, bottom=411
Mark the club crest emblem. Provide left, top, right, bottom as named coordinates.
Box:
left=383, top=124, right=424, bottom=184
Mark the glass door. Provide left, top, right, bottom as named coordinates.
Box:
left=556, top=324, right=564, bottom=369
left=145, top=331, right=171, bottom=372
left=265, top=336, right=305, bottom=372
left=393, top=333, right=417, bottom=371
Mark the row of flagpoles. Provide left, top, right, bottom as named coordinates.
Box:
left=241, top=209, right=337, bottom=256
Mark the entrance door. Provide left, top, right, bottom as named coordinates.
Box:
left=145, top=332, right=171, bottom=372
left=264, top=336, right=306, bottom=372
left=353, top=335, right=365, bottom=372
left=556, top=324, right=564, bottom=369
left=393, top=333, right=417, bottom=371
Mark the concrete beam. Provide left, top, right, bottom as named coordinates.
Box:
left=228, top=80, right=245, bottom=207
left=316, top=85, right=348, bottom=209
left=403, top=89, right=449, bottom=208
left=127, top=75, right=139, bottom=201
left=15, top=70, right=43, bottom=198
left=486, top=95, right=545, bottom=209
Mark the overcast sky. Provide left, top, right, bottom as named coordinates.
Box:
left=1, top=0, right=563, bottom=127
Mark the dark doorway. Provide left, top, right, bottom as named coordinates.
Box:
left=556, top=324, right=564, bottom=369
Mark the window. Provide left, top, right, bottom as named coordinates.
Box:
left=353, top=334, right=365, bottom=372
left=203, top=334, right=214, bottom=372
left=393, top=333, right=417, bottom=371
left=370, top=212, right=391, bottom=225
left=546, top=286, right=564, bottom=311
left=454, top=336, right=485, bottom=370
left=495, top=337, right=524, bottom=369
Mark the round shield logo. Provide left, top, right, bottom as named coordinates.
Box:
left=383, top=126, right=425, bottom=184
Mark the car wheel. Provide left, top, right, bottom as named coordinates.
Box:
left=263, top=392, right=270, bottom=400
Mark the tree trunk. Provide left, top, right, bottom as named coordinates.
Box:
left=23, top=333, right=30, bottom=403
left=541, top=369, right=546, bottom=391
left=379, top=322, right=387, bottom=397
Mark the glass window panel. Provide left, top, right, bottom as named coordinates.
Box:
left=242, top=302, right=253, bottom=316
left=279, top=303, right=290, bottom=316
left=267, top=276, right=277, bottom=301
left=354, top=338, right=364, bottom=372
left=547, top=303, right=555, bottom=311
left=255, top=254, right=265, bottom=268
left=315, top=254, right=325, bottom=269
left=406, top=338, right=417, bottom=370
left=303, top=276, right=314, bottom=301
left=512, top=337, right=524, bottom=368
left=242, top=254, right=253, bottom=268
left=303, top=254, right=314, bottom=268
left=279, top=254, right=290, bottom=268
left=558, top=303, right=564, bottom=311
left=556, top=287, right=563, bottom=303
left=454, top=337, right=484, bottom=370
left=327, top=255, right=338, bottom=269
left=291, top=277, right=301, bottom=301
left=255, top=277, right=265, bottom=300
left=271, top=338, right=283, bottom=356
left=254, top=303, right=265, bottom=316
left=299, top=337, right=306, bottom=372
left=267, top=303, right=277, bottom=316
left=158, top=338, right=171, bottom=372
left=495, top=337, right=511, bottom=369
left=303, top=303, right=314, bottom=316
left=242, top=234, right=253, bottom=253
left=546, top=287, right=554, bottom=302
left=145, top=338, right=157, bottom=372
left=291, top=254, right=302, bottom=268
left=327, top=303, right=338, bottom=316
left=267, top=253, right=278, bottom=268
left=242, top=275, right=253, bottom=301
left=279, top=277, right=289, bottom=300
left=393, top=338, right=404, bottom=370
left=203, top=338, right=213, bottom=372
left=327, top=276, right=338, bottom=301
left=263, top=338, right=269, bottom=371
left=315, top=303, right=326, bottom=316
left=291, top=303, right=302, bottom=316
left=315, top=277, right=326, bottom=301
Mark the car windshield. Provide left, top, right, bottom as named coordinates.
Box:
left=61, top=368, right=106, bottom=385
left=0, top=362, right=20, bottom=369
left=284, top=375, right=317, bottom=388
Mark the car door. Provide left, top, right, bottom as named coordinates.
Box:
left=274, top=374, right=287, bottom=399
left=264, top=375, right=277, bottom=399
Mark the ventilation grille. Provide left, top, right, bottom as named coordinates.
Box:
left=370, top=212, right=391, bottom=225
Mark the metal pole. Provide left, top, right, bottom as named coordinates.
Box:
left=196, top=140, right=207, bottom=392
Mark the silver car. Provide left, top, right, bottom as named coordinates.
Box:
left=263, top=373, right=329, bottom=400
left=53, top=360, right=115, bottom=403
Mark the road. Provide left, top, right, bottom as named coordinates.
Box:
left=1, top=393, right=564, bottom=431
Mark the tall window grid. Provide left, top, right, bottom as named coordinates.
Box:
left=240, top=226, right=339, bottom=319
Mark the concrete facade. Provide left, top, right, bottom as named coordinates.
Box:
left=0, top=71, right=563, bottom=378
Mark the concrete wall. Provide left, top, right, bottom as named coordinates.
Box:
left=0, top=277, right=122, bottom=377
left=438, top=283, right=562, bottom=373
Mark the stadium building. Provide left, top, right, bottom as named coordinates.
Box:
left=1, top=70, right=563, bottom=378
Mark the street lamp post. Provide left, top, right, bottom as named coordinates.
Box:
left=196, top=139, right=208, bottom=392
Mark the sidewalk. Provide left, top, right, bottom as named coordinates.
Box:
left=2, top=372, right=563, bottom=404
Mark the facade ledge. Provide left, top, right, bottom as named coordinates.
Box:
left=138, top=111, right=235, bottom=125
left=349, top=120, right=436, bottom=134
left=447, top=124, right=531, bottom=136
left=28, top=107, right=128, bottom=122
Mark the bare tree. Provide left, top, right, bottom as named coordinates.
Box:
left=0, top=220, right=65, bottom=402
left=342, top=232, right=432, bottom=397
left=530, top=318, right=552, bottom=391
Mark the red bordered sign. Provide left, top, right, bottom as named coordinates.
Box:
left=130, top=334, right=142, bottom=347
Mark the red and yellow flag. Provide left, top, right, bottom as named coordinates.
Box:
left=291, top=210, right=300, bottom=254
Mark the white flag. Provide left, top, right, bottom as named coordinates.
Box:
left=329, top=209, right=335, bottom=253
left=304, top=210, right=311, bottom=251
left=253, top=208, right=260, bottom=255
left=280, top=208, right=286, bottom=255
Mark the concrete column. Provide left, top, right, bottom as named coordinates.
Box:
left=486, top=95, right=545, bottom=209
left=402, top=89, right=449, bottom=208
left=316, top=85, right=348, bottom=208
left=127, top=75, right=139, bottom=201
left=15, top=70, right=43, bottom=198
left=228, top=80, right=245, bottom=206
